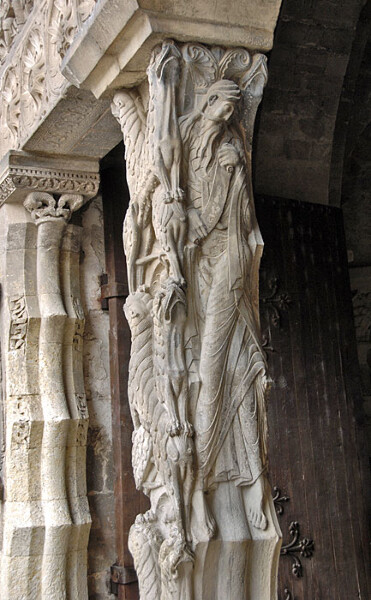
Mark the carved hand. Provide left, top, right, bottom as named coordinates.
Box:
left=188, top=208, right=208, bottom=244
left=218, top=143, right=240, bottom=171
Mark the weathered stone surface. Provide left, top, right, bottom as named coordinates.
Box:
left=81, top=195, right=116, bottom=599
left=63, top=0, right=282, bottom=96
left=111, top=39, right=281, bottom=600
left=0, top=166, right=100, bottom=599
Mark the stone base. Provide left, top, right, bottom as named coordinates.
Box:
left=193, top=488, right=281, bottom=600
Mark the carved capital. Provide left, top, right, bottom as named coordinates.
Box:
left=24, top=191, right=83, bottom=224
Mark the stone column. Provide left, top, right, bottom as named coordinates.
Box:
left=0, top=151, right=99, bottom=600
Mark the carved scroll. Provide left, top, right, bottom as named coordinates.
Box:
left=112, top=41, right=281, bottom=600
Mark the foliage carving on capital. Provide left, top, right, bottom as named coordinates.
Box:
left=112, top=41, right=280, bottom=599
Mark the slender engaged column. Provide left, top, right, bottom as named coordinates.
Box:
left=0, top=152, right=99, bottom=600
left=24, top=193, right=88, bottom=600
left=61, top=225, right=90, bottom=600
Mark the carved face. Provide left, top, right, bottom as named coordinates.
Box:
left=205, top=95, right=236, bottom=122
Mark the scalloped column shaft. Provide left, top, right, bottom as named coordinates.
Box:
left=0, top=191, right=92, bottom=599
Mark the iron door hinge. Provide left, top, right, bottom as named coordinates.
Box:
left=110, top=564, right=137, bottom=595
left=100, top=274, right=129, bottom=310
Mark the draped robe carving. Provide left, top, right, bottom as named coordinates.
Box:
left=112, top=40, right=281, bottom=600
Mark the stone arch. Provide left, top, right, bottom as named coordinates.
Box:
left=254, top=0, right=367, bottom=205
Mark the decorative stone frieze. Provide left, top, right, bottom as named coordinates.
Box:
left=0, top=153, right=99, bottom=599
left=0, top=150, right=99, bottom=205
left=111, top=40, right=281, bottom=600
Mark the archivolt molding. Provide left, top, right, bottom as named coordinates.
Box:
left=0, top=1, right=34, bottom=64
left=0, top=0, right=98, bottom=157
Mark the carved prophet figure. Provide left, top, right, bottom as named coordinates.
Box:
left=181, top=79, right=270, bottom=539
left=112, top=41, right=281, bottom=600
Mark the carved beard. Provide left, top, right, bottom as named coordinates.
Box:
left=194, top=118, right=224, bottom=174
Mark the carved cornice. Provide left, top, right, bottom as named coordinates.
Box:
left=0, top=151, right=99, bottom=205
left=0, top=165, right=99, bottom=205
left=62, top=0, right=282, bottom=97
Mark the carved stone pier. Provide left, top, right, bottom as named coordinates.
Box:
left=107, top=40, right=282, bottom=600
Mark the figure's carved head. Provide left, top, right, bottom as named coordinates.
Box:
left=203, top=79, right=241, bottom=122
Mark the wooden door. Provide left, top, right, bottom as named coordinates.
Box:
left=256, top=196, right=371, bottom=600
left=101, top=147, right=370, bottom=599
left=101, top=146, right=148, bottom=600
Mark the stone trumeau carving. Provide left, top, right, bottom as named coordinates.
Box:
left=112, top=41, right=281, bottom=600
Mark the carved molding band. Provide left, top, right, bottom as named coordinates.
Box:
left=0, top=151, right=100, bottom=205
left=0, top=165, right=99, bottom=205
left=0, top=1, right=34, bottom=64
left=9, top=295, right=28, bottom=350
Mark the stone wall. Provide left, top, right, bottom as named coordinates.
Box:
left=254, top=0, right=365, bottom=205
left=341, top=28, right=371, bottom=458
left=80, top=196, right=116, bottom=600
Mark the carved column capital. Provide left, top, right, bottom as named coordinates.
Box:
left=23, top=191, right=84, bottom=224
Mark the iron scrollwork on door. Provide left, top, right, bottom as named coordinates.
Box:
left=279, top=590, right=293, bottom=600
left=260, top=277, right=292, bottom=354
left=274, top=484, right=315, bottom=598
left=281, top=521, right=315, bottom=577
left=273, top=486, right=290, bottom=515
